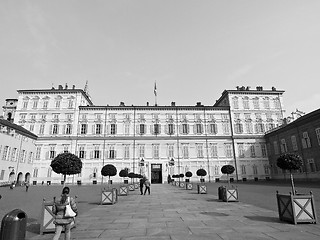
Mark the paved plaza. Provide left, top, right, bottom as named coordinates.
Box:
left=23, top=183, right=320, bottom=240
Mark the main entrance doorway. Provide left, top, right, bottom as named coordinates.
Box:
left=151, top=164, right=162, bottom=184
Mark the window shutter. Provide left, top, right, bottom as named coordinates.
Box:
left=70, top=125, right=72, bottom=134
left=63, top=125, right=66, bottom=135
left=115, top=124, right=117, bottom=134
left=193, top=124, right=196, bottom=134
left=165, top=124, right=168, bottom=135
left=90, top=151, right=93, bottom=159
left=150, top=125, right=153, bottom=135
left=179, top=125, right=183, bottom=134
left=114, top=150, right=117, bottom=159
left=92, top=125, right=95, bottom=134
left=302, top=139, right=307, bottom=149
left=158, top=124, right=161, bottom=134
left=136, top=125, right=139, bottom=134
left=45, top=151, right=49, bottom=160
left=50, top=125, right=53, bottom=134
left=187, top=124, right=190, bottom=134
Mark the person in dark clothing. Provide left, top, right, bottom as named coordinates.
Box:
left=139, top=177, right=146, bottom=195
left=144, top=178, right=151, bottom=195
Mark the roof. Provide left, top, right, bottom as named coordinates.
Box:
left=0, top=119, right=38, bottom=140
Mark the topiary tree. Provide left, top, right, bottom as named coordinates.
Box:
left=196, top=168, right=207, bottom=182
left=277, top=153, right=303, bottom=195
left=51, top=152, right=82, bottom=187
left=185, top=171, right=192, bottom=183
left=101, top=164, right=117, bottom=189
left=119, top=169, right=129, bottom=183
left=221, top=165, right=235, bottom=187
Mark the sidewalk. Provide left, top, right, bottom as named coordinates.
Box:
left=28, top=183, right=320, bottom=240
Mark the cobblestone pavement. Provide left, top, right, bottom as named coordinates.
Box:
left=26, top=183, right=320, bottom=240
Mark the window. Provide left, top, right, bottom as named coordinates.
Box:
left=81, top=114, right=87, bottom=121
left=250, top=144, right=256, bottom=157
left=124, top=145, right=130, bottom=159
left=241, top=165, right=246, bottom=175
left=234, top=121, right=243, bottom=134
left=291, top=135, right=298, bottom=151
left=280, top=139, right=287, bottom=153
left=27, top=152, right=33, bottom=163
left=109, top=146, right=116, bottom=159
left=124, top=113, right=130, bottom=121
left=49, top=146, right=55, bottom=159
left=307, top=159, right=316, bottom=172
left=210, top=144, right=218, bottom=158
left=264, top=165, right=270, bottom=175
left=36, top=146, right=41, bottom=160
left=224, top=144, right=232, bottom=157
left=0, top=170, right=5, bottom=180
left=245, top=121, right=253, bottom=134
left=253, top=165, right=258, bottom=175
left=39, top=124, right=45, bottom=135
left=208, top=123, right=217, bottom=134
left=196, top=144, right=204, bottom=158
left=79, top=146, right=85, bottom=159
left=153, top=144, right=159, bottom=158
left=33, top=168, right=38, bottom=178
left=66, top=124, right=72, bottom=134
left=182, top=124, right=189, bottom=134
left=53, top=114, right=59, bottom=121
left=68, top=100, right=73, bottom=108
left=153, top=124, right=160, bottom=135
left=47, top=168, right=52, bottom=177
left=168, top=144, right=174, bottom=158
left=55, top=100, right=61, bottom=108
left=95, top=124, right=102, bottom=134
left=302, top=131, right=311, bottom=148
left=52, top=124, right=58, bottom=134
left=33, top=100, right=38, bottom=109
left=95, top=114, right=102, bottom=120
left=23, top=101, right=28, bottom=109
left=238, top=143, right=244, bottom=158
left=273, top=98, right=281, bottom=109
left=139, top=124, right=145, bottom=135
left=43, top=101, right=48, bottom=109
left=243, top=97, right=249, bottom=109
left=253, top=98, right=259, bottom=109
left=2, top=146, right=8, bottom=160
left=261, top=144, right=267, bottom=157
left=232, top=97, right=239, bottom=109
left=29, top=124, right=34, bottom=132
left=316, top=128, right=320, bottom=146
left=41, top=114, right=46, bottom=121
left=30, top=114, right=36, bottom=121
left=94, top=146, right=100, bottom=159
left=182, top=144, right=189, bottom=158
left=109, top=113, right=116, bottom=120
left=11, top=148, right=17, bottom=162
left=139, top=145, right=145, bottom=158
left=167, top=123, right=174, bottom=135
left=66, top=114, right=73, bottom=121
left=263, top=97, right=270, bottom=109
left=222, top=123, right=230, bottom=134
left=138, top=114, right=145, bottom=121
left=81, top=124, right=87, bottom=134
left=63, top=145, right=69, bottom=153
left=255, top=122, right=265, bottom=133
left=195, top=123, right=203, bottom=134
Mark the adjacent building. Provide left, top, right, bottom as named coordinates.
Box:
left=0, top=118, right=37, bottom=186
left=265, top=108, right=320, bottom=180
left=3, top=84, right=286, bottom=184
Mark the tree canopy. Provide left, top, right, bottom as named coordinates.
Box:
left=221, top=165, right=235, bottom=175
left=277, top=153, right=303, bottom=171
left=196, top=169, right=207, bottom=177
left=50, top=152, right=82, bottom=176
left=101, top=164, right=117, bottom=177
left=185, top=171, right=193, bottom=178
left=119, top=169, right=129, bottom=178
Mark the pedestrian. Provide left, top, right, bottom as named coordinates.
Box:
left=25, top=181, right=29, bottom=192
left=144, top=178, right=151, bottom=195
left=139, top=177, right=146, bottom=195
left=52, top=186, right=78, bottom=240
left=167, top=175, right=171, bottom=184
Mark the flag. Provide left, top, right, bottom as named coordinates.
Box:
left=154, top=82, right=157, bottom=96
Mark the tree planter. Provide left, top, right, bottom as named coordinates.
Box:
left=101, top=188, right=118, bottom=205
left=175, top=181, right=179, bottom=187
left=128, top=184, right=135, bottom=191
left=222, top=187, right=239, bottom=202
left=197, top=184, right=207, bottom=194
left=119, top=185, right=128, bottom=196
left=276, top=191, right=317, bottom=224
left=179, top=182, right=185, bottom=188
left=134, top=182, right=139, bottom=189
left=186, top=182, right=193, bottom=190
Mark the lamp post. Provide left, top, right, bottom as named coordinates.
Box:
left=139, top=158, right=144, bottom=175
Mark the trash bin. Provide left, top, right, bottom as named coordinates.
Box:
left=218, top=186, right=226, bottom=200
left=0, top=209, right=27, bottom=240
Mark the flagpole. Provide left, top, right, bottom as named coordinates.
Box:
left=154, top=81, right=157, bottom=106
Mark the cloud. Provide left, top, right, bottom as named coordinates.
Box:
left=227, top=64, right=254, bottom=81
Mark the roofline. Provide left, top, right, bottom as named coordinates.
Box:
left=79, top=105, right=230, bottom=111
left=0, top=119, right=38, bottom=140
left=17, top=88, right=93, bottom=105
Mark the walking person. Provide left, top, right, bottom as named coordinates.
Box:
left=139, top=177, right=146, bottom=195
left=52, top=186, right=78, bottom=240
left=25, top=181, right=29, bottom=192
left=144, top=178, right=151, bottom=195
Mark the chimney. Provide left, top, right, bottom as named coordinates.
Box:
left=146, top=102, right=149, bottom=106
left=65, top=83, right=68, bottom=89
left=72, top=85, right=75, bottom=89
left=272, top=86, right=276, bottom=91
left=236, top=86, right=240, bottom=90
left=120, top=102, right=125, bottom=106
left=171, top=102, right=176, bottom=106
left=58, top=85, right=63, bottom=90
left=196, top=102, right=202, bottom=106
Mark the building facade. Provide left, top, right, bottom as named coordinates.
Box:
left=6, top=84, right=285, bottom=184
left=265, top=108, right=320, bottom=180
left=0, top=118, right=37, bottom=186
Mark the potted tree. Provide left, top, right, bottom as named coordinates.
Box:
left=119, top=169, right=129, bottom=196
left=196, top=168, right=207, bottom=194
left=101, top=164, right=118, bottom=204
left=276, top=153, right=317, bottom=224
left=185, top=171, right=193, bottom=190
left=50, top=152, right=82, bottom=187
left=179, top=173, right=185, bottom=188
left=220, top=165, right=238, bottom=202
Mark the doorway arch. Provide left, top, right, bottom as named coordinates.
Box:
left=17, top=172, right=23, bottom=185
left=9, top=171, right=15, bottom=182
left=25, top=172, right=31, bottom=183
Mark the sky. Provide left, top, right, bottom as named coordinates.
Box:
left=1, top=0, right=320, bottom=117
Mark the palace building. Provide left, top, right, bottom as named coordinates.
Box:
left=2, top=84, right=285, bottom=185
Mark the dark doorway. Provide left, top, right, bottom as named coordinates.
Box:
left=151, top=164, right=162, bottom=184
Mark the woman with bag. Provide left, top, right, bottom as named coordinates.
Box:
left=52, top=186, right=77, bottom=240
